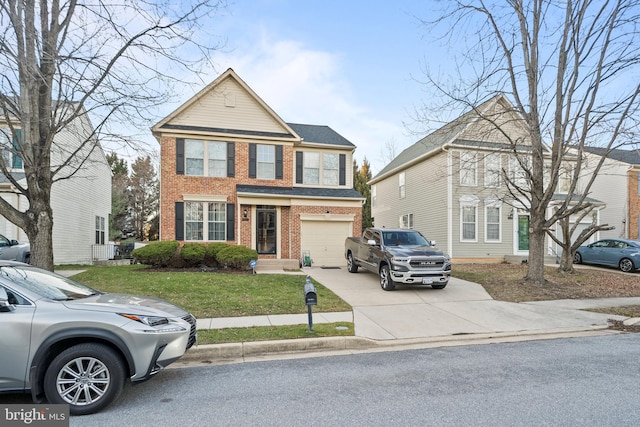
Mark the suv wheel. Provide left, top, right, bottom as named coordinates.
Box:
left=44, top=343, right=126, bottom=415
left=380, top=265, right=396, bottom=291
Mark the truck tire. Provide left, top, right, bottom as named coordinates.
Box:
left=379, top=265, right=396, bottom=291
left=347, top=252, right=358, bottom=273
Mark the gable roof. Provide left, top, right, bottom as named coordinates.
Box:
left=371, top=95, right=534, bottom=183
left=287, top=123, right=355, bottom=149
left=580, top=146, right=640, bottom=165
left=151, top=68, right=300, bottom=142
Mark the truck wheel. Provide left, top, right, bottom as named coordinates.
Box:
left=44, top=343, right=126, bottom=415
left=380, top=265, right=396, bottom=291
left=347, top=253, right=358, bottom=273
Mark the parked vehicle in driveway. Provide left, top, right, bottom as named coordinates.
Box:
left=0, top=261, right=197, bottom=415
left=574, top=238, right=640, bottom=272
left=0, top=233, right=30, bottom=263
left=345, top=228, right=451, bottom=291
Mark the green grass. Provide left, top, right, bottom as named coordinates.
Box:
left=60, top=265, right=353, bottom=343
left=197, top=322, right=354, bottom=344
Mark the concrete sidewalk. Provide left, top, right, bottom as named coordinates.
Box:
left=180, top=266, right=640, bottom=365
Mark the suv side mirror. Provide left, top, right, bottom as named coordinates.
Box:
left=9, top=240, right=18, bottom=246
left=0, top=287, right=15, bottom=312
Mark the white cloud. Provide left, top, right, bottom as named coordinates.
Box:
left=212, top=33, right=410, bottom=174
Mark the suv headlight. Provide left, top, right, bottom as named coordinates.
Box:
left=119, top=313, right=169, bottom=327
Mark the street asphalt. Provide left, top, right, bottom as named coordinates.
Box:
left=178, top=265, right=640, bottom=366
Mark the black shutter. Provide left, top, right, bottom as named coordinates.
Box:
left=249, top=143, right=256, bottom=178
left=175, top=202, right=184, bottom=240
left=295, top=152, right=303, bottom=184
left=275, top=145, right=283, bottom=179
left=176, top=138, right=184, bottom=175
left=227, top=142, right=235, bottom=177
left=226, top=203, right=235, bottom=241
left=339, top=154, right=346, bottom=186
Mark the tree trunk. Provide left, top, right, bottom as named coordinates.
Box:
left=558, top=248, right=575, bottom=273
left=525, top=219, right=546, bottom=285
left=24, top=198, right=55, bottom=271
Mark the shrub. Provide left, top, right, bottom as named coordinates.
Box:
left=181, top=243, right=206, bottom=267
left=205, top=242, right=230, bottom=267
left=132, top=241, right=180, bottom=267
left=216, top=245, right=259, bottom=269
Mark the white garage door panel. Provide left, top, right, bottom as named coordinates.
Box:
left=301, top=221, right=352, bottom=267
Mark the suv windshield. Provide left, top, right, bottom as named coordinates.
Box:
left=0, top=266, right=100, bottom=300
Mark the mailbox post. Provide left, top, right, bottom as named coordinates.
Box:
left=303, top=275, right=317, bottom=331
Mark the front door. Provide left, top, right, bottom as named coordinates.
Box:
left=256, top=206, right=276, bottom=254
left=518, top=214, right=530, bottom=252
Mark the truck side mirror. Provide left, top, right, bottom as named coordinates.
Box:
left=367, top=239, right=378, bottom=246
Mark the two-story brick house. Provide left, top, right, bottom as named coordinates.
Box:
left=370, top=95, right=604, bottom=262
left=152, top=68, right=363, bottom=268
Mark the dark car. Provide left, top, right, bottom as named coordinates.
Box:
left=573, top=238, right=640, bottom=272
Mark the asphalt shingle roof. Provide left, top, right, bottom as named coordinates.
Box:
left=287, top=123, right=355, bottom=148
left=580, top=146, right=640, bottom=165
left=237, top=184, right=363, bottom=199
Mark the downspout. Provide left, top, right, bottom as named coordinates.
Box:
left=443, top=145, right=453, bottom=257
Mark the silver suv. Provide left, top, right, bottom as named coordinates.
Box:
left=0, top=261, right=196, bottom=415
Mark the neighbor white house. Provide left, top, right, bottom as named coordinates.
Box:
left=0, top=105, right=112, bottom=264
left=369, top=95, right=606, bottom=262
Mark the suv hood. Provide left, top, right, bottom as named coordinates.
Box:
left=63, top=293, right=189, bottom=318
left=386, top=245, right=445, bottom=257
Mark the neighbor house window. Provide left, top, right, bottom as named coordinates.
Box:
left=1, top=128, right=23, bottom=169
left=399, top=213, right=414, bottom=229
left=399, top=172, right=406, bottom=199
left=372, top=185, right=377, bottom=208
left=509, top=155, right=530, bottom=189
left=257, top=144, right=275, bottom=179
left=303, top=152, right=320, bottom=184
left=95, top=216, right=105, bottom=245
left=485, top=199, right=502, bottom=242
left=460, top=152, right=477, bottom=186
left=185, top=139, right=227, bottom=176
left=460, top=195, right=479, bottom=242
left=485, top=153, right=501, bottom=188
left=185, top=201, right=227, bottom=241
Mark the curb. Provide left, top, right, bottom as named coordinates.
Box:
left=177, top=325, right=617, bottom=365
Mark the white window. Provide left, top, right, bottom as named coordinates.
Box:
left=323, top=153, right=339, bottom=185
left=95, top=216, right=105, bottom=244
left=559, top=163, right=573, bottom=193
left=509, top=155, right=530, bottom=189
left=485, top=199, right=502, bottom=242
left=399, top=172, right=406, bottom=198
left=303, top=152, right=320, bottom=184
left=460, top=195, right=479, bottom=242
left=185, top=139, right=227, bottom=177
left=459, top=152, right=477, bottom=186
left=257, top=144, right=275, bottom=179
left=484, top=153, right=501, bottom=188
left=399, top=213, right=414, bottom=229
left=185, top=201, right=227, bottom=241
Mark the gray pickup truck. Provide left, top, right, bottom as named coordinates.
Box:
left=345, top=228, right=451, bottom=291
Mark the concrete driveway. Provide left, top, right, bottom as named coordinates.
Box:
left=307, top=266, right=632, bottom=341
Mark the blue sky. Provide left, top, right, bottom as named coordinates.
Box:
left=165, top=0, right=447, bottom=174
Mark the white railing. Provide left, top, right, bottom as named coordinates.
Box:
left=92, top=243, right=116, bottom=261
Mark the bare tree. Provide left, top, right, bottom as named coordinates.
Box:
left=419, top=1, right=640, bottom=283
left=0, top=0, right=225, bottom=270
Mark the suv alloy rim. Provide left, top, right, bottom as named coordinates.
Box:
left=56, top=356, right=111, bottom=405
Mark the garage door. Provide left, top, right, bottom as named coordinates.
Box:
left=300, top=221, right=352, bottom=267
